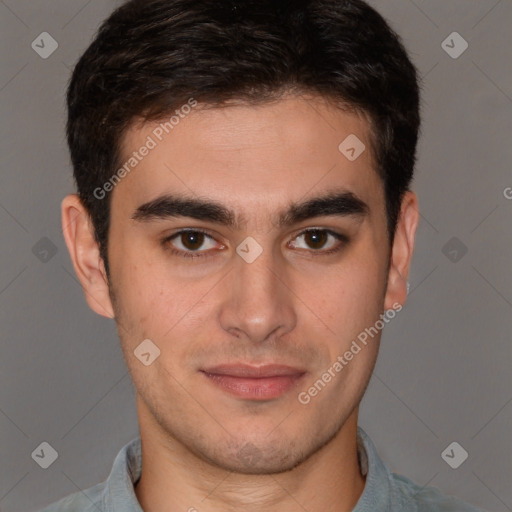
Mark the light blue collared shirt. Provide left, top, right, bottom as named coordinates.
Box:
left=36, top=426, right=485, bottom=511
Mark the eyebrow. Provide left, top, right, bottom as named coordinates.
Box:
left=131, top=190, right=369, bottom=229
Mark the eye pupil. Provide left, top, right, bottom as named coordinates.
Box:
left=182, top=231, right=204, bottom=250
left=306, top=230, right=327, bottom=249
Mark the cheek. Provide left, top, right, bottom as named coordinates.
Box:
left=110, top=253, right=168, bottom=335
left=313, top=255, right=385, bottom=333
left=112, top=253, right=216, bottom=355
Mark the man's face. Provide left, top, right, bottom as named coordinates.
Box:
left=99, top=95, right=402, bottom=473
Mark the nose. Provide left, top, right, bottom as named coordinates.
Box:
left=218, top=242, right=297, bottom=344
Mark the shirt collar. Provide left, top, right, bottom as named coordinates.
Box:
left=102, top=426, right=392, bottom=512
left=103, top=436, right=143, bottom=512
left=353, top=426, right=394, bottom=511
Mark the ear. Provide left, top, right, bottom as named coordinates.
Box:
left=61, top=194, right=114, bottom=318
left=383, top=191, right=419, bottom=310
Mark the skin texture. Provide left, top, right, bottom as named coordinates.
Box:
left=62, top=94, right=418, bottom=512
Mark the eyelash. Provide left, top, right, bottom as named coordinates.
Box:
left=162, top=228, right=348, bottom=260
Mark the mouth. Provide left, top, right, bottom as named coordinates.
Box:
left=200, top=364, right=307, bottom=400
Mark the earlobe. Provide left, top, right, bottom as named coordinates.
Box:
left=61, top=194, right=115, bottom=319
left=383, top=191, right=419, bottom=311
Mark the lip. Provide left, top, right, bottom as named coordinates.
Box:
left=201, top=364, right=306, bottom=400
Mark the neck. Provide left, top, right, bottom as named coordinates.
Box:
left=134, top=404, right=366, bottom=512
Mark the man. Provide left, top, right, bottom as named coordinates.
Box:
left=37, top=0, right=484, bottom=510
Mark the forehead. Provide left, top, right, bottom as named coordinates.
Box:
left=113, top=94, right=383, bottom=220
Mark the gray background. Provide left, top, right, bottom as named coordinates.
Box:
left=0, top=1, right=510, bottom=511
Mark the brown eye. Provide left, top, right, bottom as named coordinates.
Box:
left=289, top=228, right=346, bottom=254
left=180, top=231, right=205, bottom=251
left=304, top=230, right=328, bottom=249
left=164, top=229, right=219, bottom=258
